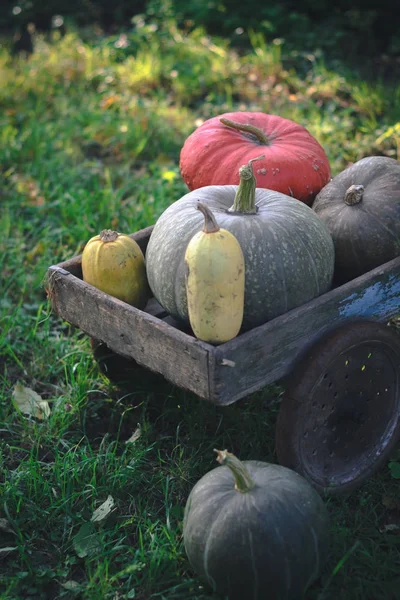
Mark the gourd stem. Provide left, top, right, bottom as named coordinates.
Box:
left=214, top=449, right=255, bottom=493
left=229, top=155, right=265, bottom=214
left=100, top=229, right=119, bottom=242
left=344, top=184, right=364, bottom=206
left=220, top=117, right=270, bottom=146
left=197, top=202, right=220, bottom=233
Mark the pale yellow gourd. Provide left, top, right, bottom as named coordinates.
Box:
left=185, top=203, right=245, bottom=344
left=81, top=229, right=149, bottom=308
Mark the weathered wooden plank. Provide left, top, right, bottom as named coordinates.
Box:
left=46, top=225, right=400, bottom=407
left=54, top=225, right=154, bottom=279
left=45, top=265, right=213, bottom=399
left=212, top=256, right=400, bottom=406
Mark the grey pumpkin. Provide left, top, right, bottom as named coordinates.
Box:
left=183, top=450, right=330, bottom=600
left=146, top=157, right=335, bottom=331
left=312, top=156, right=400, bottom=284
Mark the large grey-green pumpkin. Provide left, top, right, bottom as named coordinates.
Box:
left=183, top=450, right=330, bottom=600
left=312, top=156, right=400, bottom=284
left=146, top=158, right=335, bottom=330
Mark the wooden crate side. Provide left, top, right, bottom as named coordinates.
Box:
left=212, top=257, right=400, bottom=405
left=45, top=265, right=213, bottom=399
left=53, top=225, right=154, bottom=279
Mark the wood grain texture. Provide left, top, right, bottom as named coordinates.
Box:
left=212, top=255, right=400, bottom=405
left=46, top=225, right=400, bottom=407
left=45, top=264, right=213, bottom=399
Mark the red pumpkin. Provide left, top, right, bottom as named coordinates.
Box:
left=179, top=111, right=331, bottom=204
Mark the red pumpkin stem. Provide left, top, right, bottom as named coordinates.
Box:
left=220, top=117, right=270, bottom=146
left=197, top=202, right=220, bottom=233
left=100, top=229, right=119, bottom=242
left=214, top=449, right=256, bottom=493
left=344, top=184, right=364, bottom=206
left=229, top=155, right=265, bottom=214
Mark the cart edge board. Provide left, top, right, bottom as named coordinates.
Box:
left=46, top=265, right=218, bottom=400
left=45, top=226, right=400, bottom=406
left=214, top=255, right=400, bottom=403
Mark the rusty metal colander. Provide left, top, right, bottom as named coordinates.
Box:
left=275, top=321, right=400, bottom=494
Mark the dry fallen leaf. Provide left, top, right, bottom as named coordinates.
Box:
left=0, top=547, right=17, bottom=559
left=91, top=495, right=115, bottom=523
left=12, top=382, right=51, bottom=420
left=379, top=523, right=400, bottom=534
left=125, top=424, right=142, bottom=444
left=61, top=580, right=82, bottom=591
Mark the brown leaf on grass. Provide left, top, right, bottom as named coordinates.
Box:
left=379, top=522, right=400, bottom=534
left=125, top=424, right=142, bottom=444
left=10, top=173, right=45, bottom=206
left=91, top=495, right=115, bottom=523
left=12, top=382, right=51, bottom=420
left=379, top=508, right=400, bottom=534
left=100, top=94, right=120, bottom=109
left=61, top=580, right=81, bottom=592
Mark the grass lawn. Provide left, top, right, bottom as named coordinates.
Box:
left=1, top=17, right=400, bottom=600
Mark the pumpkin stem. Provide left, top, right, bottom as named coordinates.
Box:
left=197, top=202, right=220, bottom=233
left=99, top=229, right=119, bottom=242
left=220, top=117, right=270, bottom=146
left=344, top=184, right=364, bottom=206
left=214, top=449, right=256, bottom=493
left=229, top=155, right=265, bottom=214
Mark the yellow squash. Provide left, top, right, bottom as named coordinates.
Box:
left=185, top=202, right=245, bottom=344
left=81, top=229, right=149, bottom=308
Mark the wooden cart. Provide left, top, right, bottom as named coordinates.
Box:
left=45, top=225, right=400, bottom=494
